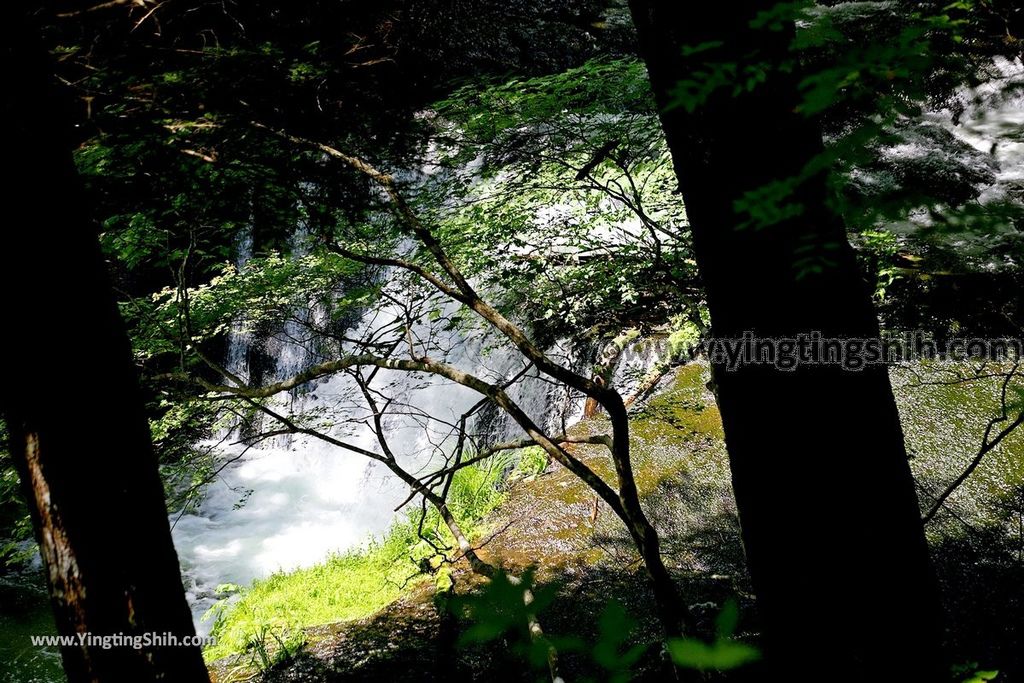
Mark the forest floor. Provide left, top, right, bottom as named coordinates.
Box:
left=203, top=359, right=1024, bottom=682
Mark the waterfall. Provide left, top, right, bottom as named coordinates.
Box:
left=223, top=225, right=253, bottom=382
left=170, top=237, right=586, bottom=633
left=928, top=56, right=1024, bottom=205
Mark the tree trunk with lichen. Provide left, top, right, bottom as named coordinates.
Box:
left=628, top=1, right=945, bottom=679
left=0, top=7, right=210, bottom=683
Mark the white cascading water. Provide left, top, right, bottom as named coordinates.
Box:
left=845, top=58, right=1024, bottom=250
left=881, top=56, right=1024, bottom=256
left=929, top=57, right=1024, bottom=204
left=171, top=223, right=585, bottom=632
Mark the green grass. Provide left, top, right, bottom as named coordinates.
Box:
left=508, top=446, right=549, bottom=481
left=203, top=454, right=515, bottom=663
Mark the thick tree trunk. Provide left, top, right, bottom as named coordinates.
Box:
left=0, top=8, right=211, bottom=683
left=628, top=2, right=945, bottom=679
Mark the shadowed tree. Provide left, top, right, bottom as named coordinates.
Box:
left=627, top=1, right=945, bottom=679
left=0, top=5, right=210, bottom=682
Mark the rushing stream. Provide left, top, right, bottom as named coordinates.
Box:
left=929, top=57, right=1024, bottom=204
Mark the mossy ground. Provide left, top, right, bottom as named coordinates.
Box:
left=0, top=574, right=62, bottom=683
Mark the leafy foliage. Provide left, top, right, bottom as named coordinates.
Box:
left=426, top=58, right=698, bottom=339
left=244, top=624, right=306, bottom=672
left=454, top=574, right=760, bottom=680
left=589, top=601, right=652, bottom=683
left=0, top=420, right=35, bottom=572
left=128, top=251, right=365, bottom=362
left=666, top=600, right=761, bottom=672
left=510, top=446, right=550, bottom=482
left=453, top=568, right=561, bottom=665
left=665, top=0, right=1024, bottom=285
left=951, top=658, right=1001, bottom=683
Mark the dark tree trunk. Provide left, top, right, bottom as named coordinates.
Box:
left=627, top=1, right=945, bottom=679
left=0, top=7, right=210, bottom=683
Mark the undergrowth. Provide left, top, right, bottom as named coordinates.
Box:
left=203, top=450, right=535, bottom=663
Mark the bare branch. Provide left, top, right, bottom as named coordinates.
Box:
left=56, top=0, right=147, bottom=18
left=251, top=121, right=611, bottom=403
left=923, top=363, right=1024, bottom=523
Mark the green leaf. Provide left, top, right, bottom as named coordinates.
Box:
left=680, top=41, right=724, bottom=57
left=714, top=599, right=740, bottom=639
left=668, top=638, right=761, bottom=671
